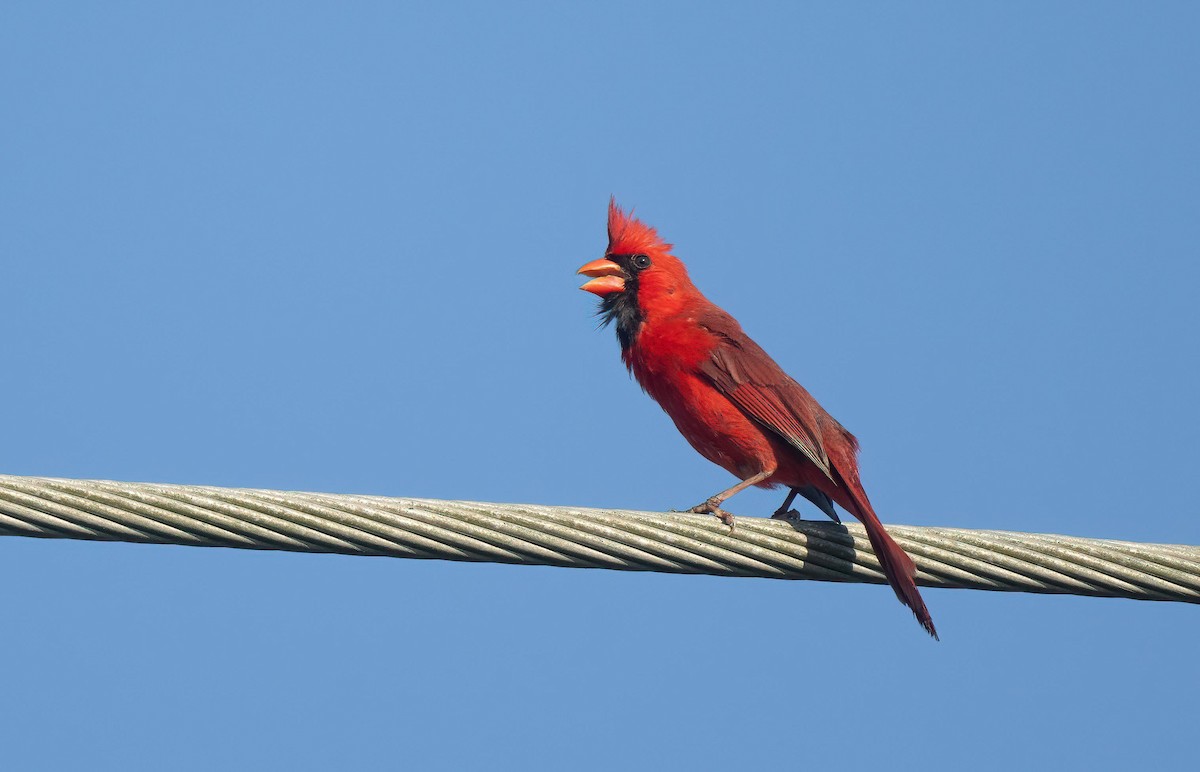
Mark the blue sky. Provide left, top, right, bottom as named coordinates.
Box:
left=2, top=2, right=1197, bottom=769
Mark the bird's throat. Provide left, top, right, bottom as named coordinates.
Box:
left=599, top=286, right=643, bottom=353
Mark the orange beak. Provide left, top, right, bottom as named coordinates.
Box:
left=577, top=258, right=625, bottom=296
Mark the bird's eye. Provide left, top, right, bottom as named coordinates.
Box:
left=632, top=254, right=651, bottom=270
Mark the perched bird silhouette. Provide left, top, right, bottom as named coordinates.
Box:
left=578, top=200, right=937, bottom=638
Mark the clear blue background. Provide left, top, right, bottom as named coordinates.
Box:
left=3, top=3, right=1197, bottom=769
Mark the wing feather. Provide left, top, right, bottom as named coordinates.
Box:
left=697, top=312, right=833, bottom=478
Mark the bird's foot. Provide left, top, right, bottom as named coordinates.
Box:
left=688, top=499, right=735, bottom=532
left=771, top=508, right=802, bottom=522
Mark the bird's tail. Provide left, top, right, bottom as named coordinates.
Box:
left=832, top=468, right=938, bottom=639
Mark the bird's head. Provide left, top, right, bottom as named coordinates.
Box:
left=577, top=199, right=694, bottom=350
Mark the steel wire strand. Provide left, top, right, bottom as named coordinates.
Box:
left=0, top=475, right=1196, bottom=603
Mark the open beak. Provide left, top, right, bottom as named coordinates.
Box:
left=577, top=258, right=625, bottom=296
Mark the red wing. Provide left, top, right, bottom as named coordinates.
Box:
left=697, top=314, right=833, bottom=479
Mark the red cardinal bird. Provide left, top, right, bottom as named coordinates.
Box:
left=578, top=201, right=937, bottom=638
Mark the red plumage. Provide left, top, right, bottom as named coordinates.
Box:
left=579, top=200, right=938, bottom=638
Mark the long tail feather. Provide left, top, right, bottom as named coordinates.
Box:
left=830, top=468, right=938, bottom=639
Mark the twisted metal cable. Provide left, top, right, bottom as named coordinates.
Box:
left=1, top=474, right=1197, bottom=603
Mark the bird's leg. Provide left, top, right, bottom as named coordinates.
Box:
left=773, top=485, right=842, bottom=524
left=771, top=487, right=802, bottom=521
left=688, top=470, right=775, bottom=532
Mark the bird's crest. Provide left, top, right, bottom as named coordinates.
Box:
left=608, top=198, right=672, bottom=256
